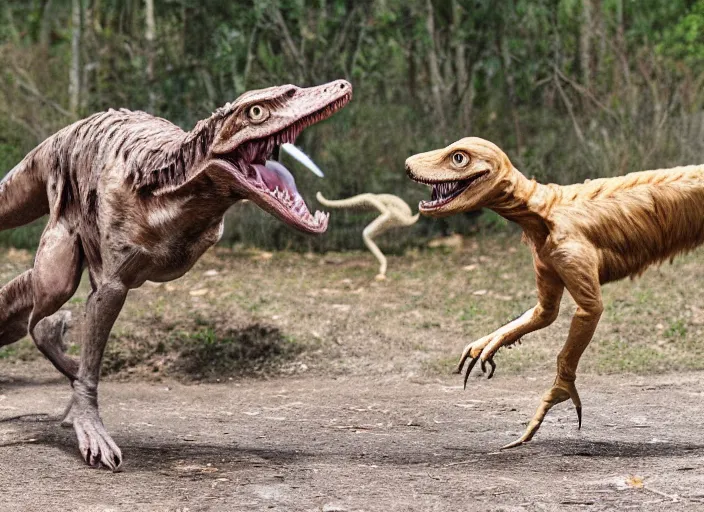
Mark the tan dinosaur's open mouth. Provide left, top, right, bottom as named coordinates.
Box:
left=418, top=171, right=489, bottom=212
left=219, top=93, right=351, bottom=234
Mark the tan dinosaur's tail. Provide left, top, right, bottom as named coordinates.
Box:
left=315, top=192, right=379, bottom=211
left=0, top=155, right=49, bottom=231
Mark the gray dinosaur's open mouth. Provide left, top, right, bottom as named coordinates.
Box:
left=229, top=134, right=328, bottom=234
left=226, top=93, right=351, bottom=234
left=252, top=159, right=328, bottom=229
left=418, top=171, right=489, bottom=212
left=215, top=92, right=351, bottom=234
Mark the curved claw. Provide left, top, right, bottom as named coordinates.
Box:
left=74, top=415, right=123, bottom=472
left=456, top=348, right=473, bottom=374
left=501, top=379, right=582, bottom=450
left=462, top=356, right=480, bottom=389
left=480, top=357, right=497, bottom=379
left=486, top=358, right=496, bottom=379
left=501, top=436, right=528, bottom=450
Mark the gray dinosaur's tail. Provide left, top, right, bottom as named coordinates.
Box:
left=0, top=155, right=49, bottom=231
left=315, top=192, right=379, bottom=211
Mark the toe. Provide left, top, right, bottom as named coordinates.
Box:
left=73, top=416, right=123, bottom=470
left=501, top=437, right=527, bottom=450
left=462, top=356, right=480, bottom=389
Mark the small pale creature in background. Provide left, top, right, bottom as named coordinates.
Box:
left=316, top=192, right=419, bottom=279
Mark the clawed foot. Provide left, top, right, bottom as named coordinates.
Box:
left=72, top=412, right=123, bottom=471
left=501, top=378, right=582, bottom=450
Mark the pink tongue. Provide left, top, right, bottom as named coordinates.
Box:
left=253, top=161, right=299, bottom=195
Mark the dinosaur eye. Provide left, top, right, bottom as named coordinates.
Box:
left=248, top=104, right=267, bottom=123
left=451, top=151, right=469, bottom=167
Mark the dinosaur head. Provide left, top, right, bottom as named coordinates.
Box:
left=405, top=137, right=513, bottom=217
left=209, top=80, right=352, bottom=234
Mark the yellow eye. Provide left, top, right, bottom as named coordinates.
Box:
left=452, top=151, right=469, bottom=167
left=248, top=104, right=267, bottom=122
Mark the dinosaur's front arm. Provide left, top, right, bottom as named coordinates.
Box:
left=457, top=259, right=564, bottom=384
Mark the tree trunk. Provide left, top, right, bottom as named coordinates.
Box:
left=39, top=0, right=54, bottom=47
left=69, top=0, right=82, bottom=116
left=452, top=0, right=472, bottom=131
left=499, top=30, right=522, bottom=158
left=579, top=0, right=592, bottom=89
left=426, top=0, right=446, bottom=129
left=145, top=0, right=156, bottom=111
left=404, top=7, right=417, bottom=102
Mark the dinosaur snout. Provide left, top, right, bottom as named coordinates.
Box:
left=404, top=157, right=418, bottom=180
left=405, top=156, right=430, bottom=184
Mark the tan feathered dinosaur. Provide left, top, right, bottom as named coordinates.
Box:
left=316, top=192, right=419, bottom=279
left=406, top=136, right=704, bottom=449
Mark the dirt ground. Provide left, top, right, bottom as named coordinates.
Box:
left=2, top=371, right=704, bottom=511
left=2, top=236, right=704, bottom=511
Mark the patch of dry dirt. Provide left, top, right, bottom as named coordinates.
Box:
left=1, top=371, right=704, bottom=510
left=2, top=237, right=704, bottom=510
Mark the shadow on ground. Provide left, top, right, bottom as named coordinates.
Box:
left=3, top=413, right=704, bottom=474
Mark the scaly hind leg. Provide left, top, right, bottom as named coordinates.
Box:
left=69, top=278, right=127, bottom=470
left=0, top=271, right=34, bottom=348
left=28, top=222, right=83, bottom=382
left=502, top=247, right=602, bottom=449
left=0, top=270, right=74, bottom=357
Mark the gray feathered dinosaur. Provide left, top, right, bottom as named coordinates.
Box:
left=0, top=80, right=352, bottom=470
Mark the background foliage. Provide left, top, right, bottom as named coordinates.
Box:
left=1, top=0, right=704, bottom=250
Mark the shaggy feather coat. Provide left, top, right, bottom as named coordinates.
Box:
left=405, top=136, right=704, bottom=449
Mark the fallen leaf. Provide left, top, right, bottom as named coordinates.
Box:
left=626, top=475, right=644, bottom=488
left=252, top=251, right=273, bottom=260
left=427, top=234, right=463, bottom=249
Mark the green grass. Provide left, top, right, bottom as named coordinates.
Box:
left=665, top=319, right=687, bottom=338
left=0, top=339, right=39, bottom=361
left=3, top=234, right=704, bottom=380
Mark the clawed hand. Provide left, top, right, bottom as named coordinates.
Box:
left=455, top=331, right=524, bottom=388
left=456, top=352, right=496, bottom=388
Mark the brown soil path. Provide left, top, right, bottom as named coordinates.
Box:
left=1, top=370, right=703, bottom=511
